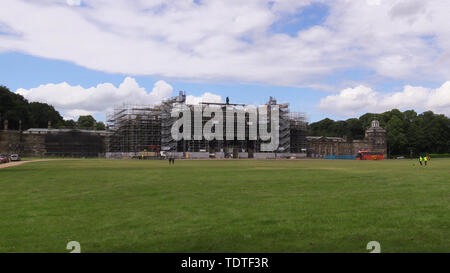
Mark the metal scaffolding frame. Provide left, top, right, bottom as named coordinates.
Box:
left=106, top=104, right=162, bottom=153
left=106, top=92, right=308, bottom=155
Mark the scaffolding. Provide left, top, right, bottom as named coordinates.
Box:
left=107, top=104, right=162, bottom=153
left=161, top=92, right=186, bottom=152
left=288, top=112, right=308, bottom=153
left=106, top=93, right=308, bottom=156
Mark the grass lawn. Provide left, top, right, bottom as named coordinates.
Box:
left=0, top=158, right=448, bottom=253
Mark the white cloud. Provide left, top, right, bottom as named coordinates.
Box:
left=1, top=0, right=450, bottom=86
left=366, top=0, right=382, bottom=6
left=15, top=77, right=223, bottom=120
left=66, top=0, right=81, bottom=6
left=186, top=92, right=223, bottom=105
left=428, top=82, right=450, bottom=110
left=318, top=85, right=378, bottom=116
left=16, top=77, right=174, bottom=119
left=318, top=82, right=450, bottom=117
left=64, top=109, right=94, bottom=120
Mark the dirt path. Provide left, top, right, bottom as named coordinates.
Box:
left=0, top=159, right=58, bottom=169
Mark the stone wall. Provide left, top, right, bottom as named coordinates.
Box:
left=0, top=131, right=46, bottom=156
left=0, top=131, right=21, bottom=154
left=1, top=129, right=107, bottom=157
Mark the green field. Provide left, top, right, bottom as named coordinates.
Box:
left=0, top=159, right=448, bottom=253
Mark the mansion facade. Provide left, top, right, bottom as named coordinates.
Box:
left=306, top=120, right=387, bottom=158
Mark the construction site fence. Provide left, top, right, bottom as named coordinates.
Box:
left=105, top=152, right=308, bottom=159
left=324, top=155, right=357, bottom=160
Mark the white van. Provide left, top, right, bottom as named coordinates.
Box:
left=9, top=154, right=20, bottom=161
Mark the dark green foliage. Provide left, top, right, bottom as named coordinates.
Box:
left=0, top=86, right=105, bottom=131
left=0, top=85, right=32, bottom=130
left=77, top=115, right=96, bottom=129
left=308, top=118, right=365, bottom=140
left=28, top=102, right=65, bottom=128
left=64, top=119, right=77, bottom=129
left=1, top=85, right=63, bottom=130
left=96, top=121, right=106, bottom=131
left=308, top=109, right=450, bottom=156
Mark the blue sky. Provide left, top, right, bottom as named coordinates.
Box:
left=0, top=52, right=330, bottom=122
left=270, top=2, right=329, bottom=36
left=1, top=0, right=449, bottom=122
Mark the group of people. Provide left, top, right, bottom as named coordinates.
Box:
left=418, top=155, right=431, bottom=166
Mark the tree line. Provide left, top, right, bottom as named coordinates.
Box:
left=0, top=85, right=105, bottom=131
left=2, top=84, right=449, bottom=155
left=308, top=109, right=450, bottom=156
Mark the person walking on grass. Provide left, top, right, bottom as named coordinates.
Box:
left=168, top=153, right=175, bottom=165
left=424, top=155, right=428, bottom=166
left=419, top=156, right=423, bottom=166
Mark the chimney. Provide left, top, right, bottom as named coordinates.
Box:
left=3, top=120, right=8, bottom=131
left=48, top=121, right=52, bottom=129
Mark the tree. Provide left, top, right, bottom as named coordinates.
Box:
left=0, top=85, right=32, bottom=130
left=308, top=109, right=450, bottom=156
left=308, top=118, right=337, bottom=137
left=403, top=110, right=417, bottom=122
left=346, top=118, right=364, bottom=140
left=96, top=121, right=106, bottom=131
left=64, top=119, right=77, bottom=129
left=386, top=115, right=408, bottom=156
left=1, top=86, right=65, bottom=130
left=77, top=115, right=96, bottom=129
left=28, top=102, right=64, bottom=128
left=308, top=117, right=365, bottom=140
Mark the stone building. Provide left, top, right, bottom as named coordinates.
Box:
left=0, top=128, right=110, bottom=157
left=306, top=120, right=387, bottom=158
left=107, top=94, right=308, bottom=159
